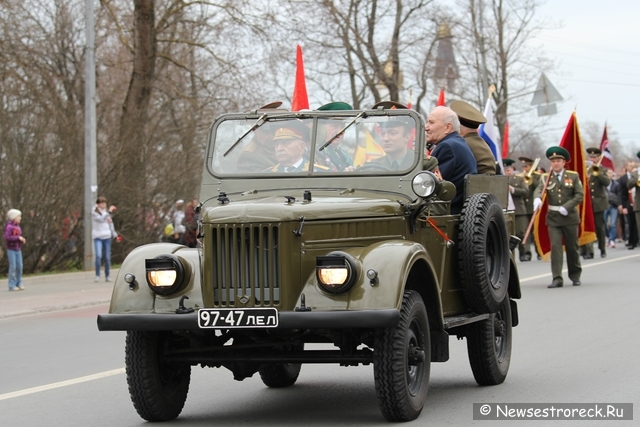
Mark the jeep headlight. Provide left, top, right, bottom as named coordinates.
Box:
left=145, top=255, right=187, bottom=295
left=316, top=252, right=359, bottom=294
left=412, top=171, right=439, bottom=198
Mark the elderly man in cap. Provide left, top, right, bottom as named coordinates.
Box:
left=449, top=100, right=497, bottom=175
left=268, top=125, right=329, bottom=173
left=518, top=156, right=542, bottom=260
left=503, top=159, right=529, bottom=260
left=315, top=101, right=354, bottom=171
left=533, top=146, right=584, bottom=288
left=580, top=147, right=610, bottom=259
left=626, top=151, right=640, bottom=249
left=426, top=106, right=477, bottom=214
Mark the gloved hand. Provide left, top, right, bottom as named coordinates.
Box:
left=559, top=206, right=568, bottom=216
left=533, top=198, right=542, bottom=211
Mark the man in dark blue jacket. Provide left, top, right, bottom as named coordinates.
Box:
left=426, top=106, right=478, bottom=214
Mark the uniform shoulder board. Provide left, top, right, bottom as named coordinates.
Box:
left=243, top=140, right=259, bottom=153
left=314, top=163, right=330, bottom=170
left=566, top=170, right=579, bottom=176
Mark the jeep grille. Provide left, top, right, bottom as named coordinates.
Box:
left=211, top=224, right=280, bottom=307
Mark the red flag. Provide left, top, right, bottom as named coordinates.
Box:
left=437, top=88, right=445, bottom=106
left=291, top=45, right=309, bottom=111
left=502, top=120, right=509, bottom=159
left=599, top=123, right=615, bottom=170
left=534, top=112, right=596, bottom=259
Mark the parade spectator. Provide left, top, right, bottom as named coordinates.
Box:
left=4, top=209, right=26, bottom=291
left=604, top=169, right=620, bottom=248
left=183, top=199, right=199, bottom=248
left=172, top=200, right=186, bottom=244
left=617, top=161, right=637, bottom=249
left=92, top=197, right=117, bottom=282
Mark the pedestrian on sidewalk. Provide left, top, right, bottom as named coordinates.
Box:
left=4, top=209, right=26, bottom=291
left=92, top=196, right=117, bottom=282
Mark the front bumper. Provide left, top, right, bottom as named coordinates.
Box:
left=97, top=309, right=399, bottom=331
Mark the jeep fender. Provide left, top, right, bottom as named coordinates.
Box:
left=107, top=243, right=203, bottom=314
left=296, top=241, right=444, bottom=329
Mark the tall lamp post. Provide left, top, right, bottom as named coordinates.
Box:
left=84, top=0, right=97, bottom=270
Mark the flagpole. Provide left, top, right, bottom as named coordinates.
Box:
left=522, top=172, right=553, bottom=248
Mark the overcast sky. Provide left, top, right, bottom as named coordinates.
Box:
left=534, top=0, right=640, bottom=155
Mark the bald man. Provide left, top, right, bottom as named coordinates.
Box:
left=426, top=106, right=478, bottom=214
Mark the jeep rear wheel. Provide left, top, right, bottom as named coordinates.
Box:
left=466, top=296, right=512, bottom=385
left=125, top=331, right=191, bottom=421
left=374, top=290, right=430, bottom=422
left=459, top=193, right=510, bottom=313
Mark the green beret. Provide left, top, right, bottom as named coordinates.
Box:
left=503, top=158, right=516, bottom=167
left=586, top=147, right=602, bottom=155
left=317, top=101, right=353, bottom=111
left=449, top=100, right=486, bottom=128
left=372, top=100, right=408, bottom=110
left=636, top=150, right=640, bottom=160
left=546, top=146, right=570, bottom=161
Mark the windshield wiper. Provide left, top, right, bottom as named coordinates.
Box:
left=224, top=113, right=268, bottom=157
left=319, top=111, right=366, bottom=151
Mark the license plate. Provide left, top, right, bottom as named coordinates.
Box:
left=197, top=308, right=279, bottom=329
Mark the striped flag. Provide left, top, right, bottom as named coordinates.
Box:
left=478, top=97, right=504, bottom=174
left=599, top=123, right=615, bottom=170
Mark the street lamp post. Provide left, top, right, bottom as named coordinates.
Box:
left=84, top=0, right=97, bottom=270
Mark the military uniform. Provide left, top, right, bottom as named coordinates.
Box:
left=450, top=100, right=497, bottom=175
left=504, top=159, right=529, bottom=259
left=582, top=147, right=610, bottom=258
left=518, top=157, right=541, bottom=259
left=237, top=138, right=276, bottom=172
left=534, top=147, right=584, bottom=288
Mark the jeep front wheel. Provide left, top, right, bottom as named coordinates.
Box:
left=125, top=331, right=191, bottom=421
left=466, top=296, right=512, bottom=385
left=374, top=290, right=430, bottom=422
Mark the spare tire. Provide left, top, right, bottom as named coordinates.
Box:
left=458, top=193, right=510, bottom=313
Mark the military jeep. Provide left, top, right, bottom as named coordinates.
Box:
left=97, top=106, right=521, bottom=422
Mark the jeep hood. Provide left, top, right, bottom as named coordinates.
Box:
left=201, top=193, right=405, bottom=223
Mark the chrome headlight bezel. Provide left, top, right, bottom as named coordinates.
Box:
left=145, top=254, right=187, bottom=295
left=316, top=252, right=359, bottom=294
left=411, top=171, right=439, bottom=198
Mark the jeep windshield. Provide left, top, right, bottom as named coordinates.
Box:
left=208, top=112, right=421, bottom=177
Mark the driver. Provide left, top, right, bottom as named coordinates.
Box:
left=366, top=117, right=415, bottom=170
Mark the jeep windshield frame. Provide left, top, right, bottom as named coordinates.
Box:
left=206, top=110, right=424, bottom=178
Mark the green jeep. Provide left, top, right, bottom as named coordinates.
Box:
left=97, top=106, right=521, bottom=422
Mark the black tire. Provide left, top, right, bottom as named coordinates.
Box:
left=259, top=363, right=302, bottom=388
left=458, top=193, right=510, bottom=313
left=125, top=331, right=191, bottom=422
left=374, top=291, right=430, bottom=422
left=466, top=295, right=512, bottom=385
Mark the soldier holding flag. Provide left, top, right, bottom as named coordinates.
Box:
left=534, top=146, right=584, bottom=288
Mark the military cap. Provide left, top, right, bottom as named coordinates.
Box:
left=272, top=124, right=307, bottom=141
left=546, top=146, right=570, bottom=161
left=636, top=150, right=640, bottom=159
left=258, top=101, right=283, bottom=109
left=372, top=100, right=408, bottom=110
left=449, top=100, right=486, bottom=129
left=586, top=147, right=602, bottom=155
left=503, top=158, right=516, bottom=167
left=518, top=156, right=534, bottom=165
left=380, top=116, right=414, bottom=130
left=317, top=101, right=353, bottom=111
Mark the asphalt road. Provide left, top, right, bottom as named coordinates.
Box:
left=0, top=251, right=638, bottom=426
